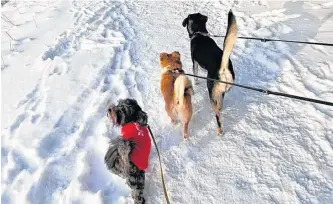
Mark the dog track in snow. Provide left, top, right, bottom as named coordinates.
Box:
left=122, top=1, right=333, bottom=204
left=10, top=70, right=48, bottom=136
left=2, top=1, right=144, bottom=203
left=38, top=1, right=143, bottom=203
left=2, top=0, right=333, bottom=203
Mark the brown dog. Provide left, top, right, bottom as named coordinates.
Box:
left=159, top=51, right=193, bottom=139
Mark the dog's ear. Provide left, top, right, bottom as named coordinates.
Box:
left=160, top=53, right=168, bottom=61
left=171, top=51, right=181, bottom=60
left=115, top=109, right=125, bottom=126
left=182, top=17, right=189, bottom=27
left=159, top=53, right=169, bottom=68
left=137, top=111, right=148, bottom=126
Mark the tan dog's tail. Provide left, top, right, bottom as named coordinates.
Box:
left=220, top=10, right=237, bottom=74
left=174, top=75, right=193, bottom=106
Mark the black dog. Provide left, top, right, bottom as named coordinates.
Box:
left=105, top=98, right=151, bottom=204
left=182, top=10, right=238, bottom=135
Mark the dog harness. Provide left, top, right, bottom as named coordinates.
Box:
left=166, top=68, right=193, bottom=96
left=167, top=68, right=184, bottom=75
left=121, top=122, right=151, bottom=171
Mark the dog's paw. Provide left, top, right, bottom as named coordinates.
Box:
left=171, top=119, right=177, bottom=125
left=217, top=128, right=223, bottom=136
left=183, top=134, right=189, bottom=140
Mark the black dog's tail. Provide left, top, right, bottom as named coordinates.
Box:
left=220, top=10, right=237, bottom=72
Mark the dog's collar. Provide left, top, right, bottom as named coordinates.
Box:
left=162, top=66, right=184, bottom=74
left=190, top=31, right=210, bottom=40
left=167, top=68, right=184, bottom=75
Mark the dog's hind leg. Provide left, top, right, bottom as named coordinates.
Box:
left=127, top=162, right=146, bottom=204
left=212, top=101, right=223, bottom=136
left=178, top=104, right=192, bottom=139
left=217, top=93, right=225, bottom=134
left=208, top=80, right=224, bottom=135
left=183, top=121, right=190, bottom=139
left=165, top=104, right=177, bottom=124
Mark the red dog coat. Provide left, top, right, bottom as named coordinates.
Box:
left=121, top=123, right=151, bottom=170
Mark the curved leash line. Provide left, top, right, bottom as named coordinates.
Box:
left=211, top=35, right=333, bottom=47
left=184, top=73, right=333, bottom=107
left=147, top=125, right=171, bottom=204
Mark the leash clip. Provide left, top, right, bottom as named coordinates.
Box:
left=263, top=90, right=269, bottom=95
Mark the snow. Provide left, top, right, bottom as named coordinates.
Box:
left=1, top=0, right=333, bottom=204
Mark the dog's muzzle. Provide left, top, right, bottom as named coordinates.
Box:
left=107, top=104, right=115, bottom=117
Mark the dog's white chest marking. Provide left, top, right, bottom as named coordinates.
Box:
left=194, top=60, right=199, bottom=68
left=194, top=60, right=207, bottom=71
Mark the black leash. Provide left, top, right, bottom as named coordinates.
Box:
left=211, top=35, right=333, bottom=47
left=184, top=73, right=333, bottom=107
left=147, top=125, right=171, bottom=204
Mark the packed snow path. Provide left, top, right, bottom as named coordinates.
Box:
left=1, top=0, right=333, bottom=204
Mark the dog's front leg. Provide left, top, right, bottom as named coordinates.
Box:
left=192, top=60, right=199, bottom=84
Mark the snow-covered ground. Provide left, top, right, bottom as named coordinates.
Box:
left=1, top=0, right=333, bottom=203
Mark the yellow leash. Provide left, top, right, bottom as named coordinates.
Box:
left=147, top=125, right=171, bottom=204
